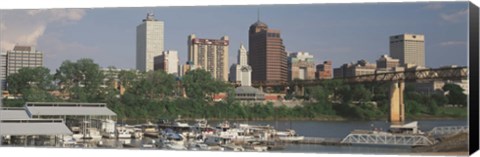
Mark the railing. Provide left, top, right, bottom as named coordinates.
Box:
left=252, top=67, right=468, bottom=87
left=340, top=132, right=435, bottom=146
left=428, top=126, right=468, bottom=136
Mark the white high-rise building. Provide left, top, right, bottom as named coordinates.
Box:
left=154, top=50, right=179, bottom=76
left=390, top=34, right=425, bottom=67
left=136, top=12, right=164, bottom=72
left=229, top=44, right=252, bottom=86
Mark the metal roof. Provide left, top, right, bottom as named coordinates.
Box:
left=235, top=86, right=265, bottom=95
left=25, top=102, right=116, bottom=116
left=0, top=108, right=30, bottom=120
left=0, top=119, right=73, bottom=135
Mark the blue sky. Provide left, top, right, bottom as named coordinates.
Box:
left=0, top=2, right=469, bottom=72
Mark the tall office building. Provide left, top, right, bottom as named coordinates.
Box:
left=229, top=44, right=252, bottom=86
left=154, top=50, right=179, bottom=76
left=248, top=19, right=288, bottom=82
left=0, top=52, right=6, bottom=80
left=288, top=52, right=316, bottom=80
left=188, top=34, right=229, bottom=81
left=389, top=34, right=425, bottom=67
left=6, top=45, right=44, bottom=76
left=136, top=12, right=164, bottom=72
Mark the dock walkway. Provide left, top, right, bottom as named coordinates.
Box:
left=291, top=137, right=348, bottom=146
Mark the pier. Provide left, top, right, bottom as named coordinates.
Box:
left=297, top=137, right=348, bottom=146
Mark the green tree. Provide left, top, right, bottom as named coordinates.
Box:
left=118, top=69, right=141, bottom=92
left=132, top=70, right=176, bottom=100
left=182, top=69, right=230, bottom=100
left=6, top=67, right=53, bottom=95
left=54, top=58, right=105, bottom=101
left=442, top=83, right=467, bottom=106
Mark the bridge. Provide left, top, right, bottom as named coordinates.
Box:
left=428, top=126, right=469, bottom=137
left=251, top=66, right=467, bottom=87
left=340, top=131, right=435, bottom=146
left=340, top=125, right=469, bottom=146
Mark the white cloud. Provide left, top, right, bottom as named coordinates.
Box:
left=0, top=9, right=86, bottom=51
left=424, top=3, right=444, bottom=10
left=440, top=41, right=466, bottom=47
left=440, top=9, right=468, bottom=23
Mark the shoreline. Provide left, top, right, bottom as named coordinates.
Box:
left=118, top=116, right=466, bottom=123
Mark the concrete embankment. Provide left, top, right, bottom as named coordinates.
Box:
left=412, top=132, right=468, bottom=153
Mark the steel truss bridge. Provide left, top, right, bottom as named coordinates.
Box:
left=340, top=132, right=435, bottom=146
left=428, top=126, right=469, bottom=137
left=340, top=126, right=469, bottom=146
left=251, top=66, right=468, bottom=87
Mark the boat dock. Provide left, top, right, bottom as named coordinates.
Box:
left=284, top=137, right=349, bottom=146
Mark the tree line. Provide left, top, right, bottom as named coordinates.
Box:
left=3, top=58, right=468, bottom=121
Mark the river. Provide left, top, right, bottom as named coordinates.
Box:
left=105, top=119, right=467, bottom=154
left=219, top=119, right=466, bottom=154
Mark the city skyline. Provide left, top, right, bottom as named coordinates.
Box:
left=0, top=2, right=469, bottom=72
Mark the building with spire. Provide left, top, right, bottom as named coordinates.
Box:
left=248, top=16, right=288, bottom=83
left=136, top=12, right=164, bottom=72
left=229, top=44, right=252, bottom=86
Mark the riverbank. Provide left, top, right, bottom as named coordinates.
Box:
left=117, top=115, right=466, bottom=123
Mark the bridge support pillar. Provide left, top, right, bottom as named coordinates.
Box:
left=389, top=81, right=405, bottom=124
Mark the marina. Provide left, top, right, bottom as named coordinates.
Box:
left=0, top=108, right=467, bottom=154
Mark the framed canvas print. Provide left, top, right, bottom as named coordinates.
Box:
left=0, top=0, right=479, bottom=157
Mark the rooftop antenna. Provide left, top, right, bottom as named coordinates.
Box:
left=257, top=8, right=260, bottom=22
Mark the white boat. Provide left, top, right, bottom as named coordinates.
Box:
left=102, top=132, right=115, bottom=139
left=222, top=144, right=245, bottom=151
left=244, top=145, right=268, bottom=152
left=162, top=132, right=187, bottom=150
left=275, top=129, right=304, bottom=142
left=193, top=119, right=208, bottom=128
left=116, top=126, right=133, bottom=139
left=142, top=122, right=159, bottom=138
left=59, top=135, right=77, bottom=147
left=173, top=119, right=190, bottom=128
left=216, top=121, right=231, bottom=131
left=101, top=119, right=116, bottom=139
left=204, top=135, right=228, bottom=146
left=217, top=128, right=256, bottom=143
left=88, top=128, right=102, bottom=141
left=141, top=139, right=157, bottom=148
left=165, top=142, right=187, bottom=150
left=187, top=142, right=210, bottom=151
left=72, top=128, right=102, bottom=141
left=131, top=128, right=144, bottom=139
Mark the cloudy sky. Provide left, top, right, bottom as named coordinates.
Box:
left=0, top=2, right=469, bottom=72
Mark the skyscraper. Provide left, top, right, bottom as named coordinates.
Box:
left=136, top=12, right=164, bottom=72
left=154, top=50, right=179, bottom=76
left=389, top=34, right=425, bottom=67
left=188, top=34, right=229, bottom=81
left=0, top=52, right=6, bottom=81
left=248, top=19, right=288, bottom=83
left=6, top=45, right=44, bottom=76
left=229, top=44, right=252, bottom=86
